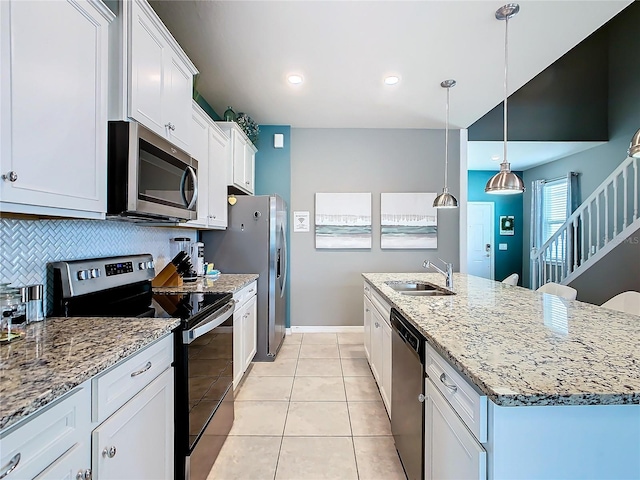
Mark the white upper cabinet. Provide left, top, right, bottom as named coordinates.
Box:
left=0, top=0, right=114, bottom=219
left=207, top=123, right=229, bottom=228
left=216, top=122, right=256, bottom=195
left=112, top=0, right=198, bottom=154
left=180, top=101, right=228, bottom=230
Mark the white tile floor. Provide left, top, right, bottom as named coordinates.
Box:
left=207, top=333, right=406, bottom=480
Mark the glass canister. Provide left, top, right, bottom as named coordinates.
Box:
left=0, top=284, right=26, bottom=343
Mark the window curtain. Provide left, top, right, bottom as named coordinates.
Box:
left=530, top=172, right=579, bottom=289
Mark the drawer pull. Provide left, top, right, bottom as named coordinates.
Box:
left=418, top=393, right=426, bottom=403
left=130, top=361, right=152, bottom=377
left=0, top=453, right=20, bottom=479
left=439, top=373, right=458, bottom=393
left=102, top=446, right=117, bottom=459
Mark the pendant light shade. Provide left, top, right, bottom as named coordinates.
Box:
left=629, top=128, right=640, bottom=158
left=485, top=3, right=525, bottom=195
left=433, top=79, right=459, bottom=209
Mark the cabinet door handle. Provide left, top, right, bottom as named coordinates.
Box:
left=365, top=308, right=370, bottom=312
left=1, top=171, right=18, bottom=183
left=418, top=393, right=426, bottom=403
left=375, top=322, right=380, bottom=328
left=165, top=122, right=176, bottom=131
left=439, top=373, right=458, bottom=393
left=102, top=446, right=117, bottom=458
left=76, top=469, right=92, bottom=480
left=130, top=361, right=152, bottom=377
left=0, top=453, right=20, bottom=479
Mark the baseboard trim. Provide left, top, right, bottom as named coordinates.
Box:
left=288, top=326, right=364, bottom=334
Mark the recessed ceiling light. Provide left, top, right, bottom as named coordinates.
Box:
left=384, top=76, right=400, bottom=86
left=288, top=74, right=303, bottom=85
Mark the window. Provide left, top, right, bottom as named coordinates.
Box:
left=542, top=177, right=568, bottom=260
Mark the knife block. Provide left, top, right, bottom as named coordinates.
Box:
left=151, top=262, right=184, bottom=288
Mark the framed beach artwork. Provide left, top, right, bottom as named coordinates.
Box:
left=315, top=193, right=372, bottom=249
left=380, top=193, right=438, bottom=249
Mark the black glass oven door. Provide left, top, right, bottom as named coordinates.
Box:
left=185, top=310, right=234, bottom=450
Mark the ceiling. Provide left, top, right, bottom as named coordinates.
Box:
left=467, top=141, right=607, bottom=171
left=150, top=1, right=630, bottom=130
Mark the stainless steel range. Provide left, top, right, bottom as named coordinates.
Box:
left=51, top=254, right=235, bottom=480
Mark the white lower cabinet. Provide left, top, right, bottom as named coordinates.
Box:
left=92, top=367, right=174, bottom=480
left=0, top=334, right=174, bottom=480
left=233, top=281, right=258, bottom=389
left=34, top=442, right=91, bottom=480
left=364, top=281, right=392, bottom=416
left=0, top=386, right=91, bottom=480
left=425, top=378, right=486, bottom=480
left=363, top=296, right=372, bottom=360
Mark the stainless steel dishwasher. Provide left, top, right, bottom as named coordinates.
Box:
left=391, top=307, right=425, bottom=480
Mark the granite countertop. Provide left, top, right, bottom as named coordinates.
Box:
left=0, top=316, right=180, bottom=431
left=363, top=272, right=640, bottom=407
left=152, top=273, right=258, bottom=294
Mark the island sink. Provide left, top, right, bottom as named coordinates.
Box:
left=385, top=281, right=454, bottom=296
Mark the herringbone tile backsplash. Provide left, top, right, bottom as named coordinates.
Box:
left=0, top=218, right=195, bottom=313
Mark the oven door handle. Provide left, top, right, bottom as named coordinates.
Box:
left=182, top=301, right=234, bottom=344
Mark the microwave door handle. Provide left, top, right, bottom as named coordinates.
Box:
left=179, top=166, right=198, bottom=210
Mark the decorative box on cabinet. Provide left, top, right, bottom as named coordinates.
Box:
left=216, top=122, right=256, bottom=195
left=109, top=0, right=198, bottom=154
left=233, top=281, right=258, bottom=389
left=0, top=0, right=114, bottom=219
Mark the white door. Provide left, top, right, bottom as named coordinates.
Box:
left=92, top=368, right=174, bottom=480
left=467, top=202, right=494, bottom=280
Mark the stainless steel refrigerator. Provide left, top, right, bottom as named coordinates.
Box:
left=202, top=195, right=287, bottom=361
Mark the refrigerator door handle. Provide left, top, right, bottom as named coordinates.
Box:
left=280, top=222, right=287, bottom=298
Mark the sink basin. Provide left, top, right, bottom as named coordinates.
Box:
left=385, top=282, right=454, bottom=296
left=400, top=290, right=453, bottom=296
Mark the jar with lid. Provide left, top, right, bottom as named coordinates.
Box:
left=0, top=284, right=26, bottom=343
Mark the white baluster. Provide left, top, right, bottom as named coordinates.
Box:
left=633, top=158, right=638, bottom=221
left=604, top=185, right=609, bottom=243
left=596, top=195, right=600, bottom=249
left=576, top=217, right=581, bottom=270
left=623, top=167, right=628, bottom=229
left=587, top=203, right=592, bottom=260
left=613, top=177, right=618, bottom=236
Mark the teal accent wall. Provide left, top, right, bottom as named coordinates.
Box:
left=255, top=126, right=292, bottom=327
left=193, top=91, right=222, bottom=121
left=468, top=170, right=524, bottom=284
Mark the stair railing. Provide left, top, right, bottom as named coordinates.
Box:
left=532, top=156, right=639, bottom=289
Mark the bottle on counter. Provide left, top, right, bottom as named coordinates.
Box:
left=0, top=284, right=26, bottom=343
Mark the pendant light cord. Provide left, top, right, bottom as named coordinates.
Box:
left=503, top=15, right=509, bottom=168
left=444, top=86, right=449, bottom=190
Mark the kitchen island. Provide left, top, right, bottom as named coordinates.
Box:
left=363, top=272, right=639, bottom=479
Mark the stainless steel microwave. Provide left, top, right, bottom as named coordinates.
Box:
left=107, top=121, right=198, bottom=222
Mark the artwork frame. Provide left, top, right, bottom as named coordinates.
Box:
left=380, top=192, right=438, bottom=249
left=315, top=193, right=372, bottom=249
left=500, top=215, right=515, bottom=236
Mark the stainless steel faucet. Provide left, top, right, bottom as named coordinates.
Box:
left=423, top=259, right=454, bottom=290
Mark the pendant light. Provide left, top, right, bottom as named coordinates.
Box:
left=485, top=3, right=525, bottom=195
left=629, top=128, right=640, bottom=158
left=433, top=79, right=459, bottom=209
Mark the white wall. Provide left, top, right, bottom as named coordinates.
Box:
left=290, top=128, right=460, bottom=327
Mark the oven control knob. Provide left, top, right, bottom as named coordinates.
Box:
left=138, top=262, right=145, bottom=270
left=90, top=268, right=100, bottom=279
left=147, top=261, right=154, bottom=270
left=77, top=270, right=88, bottom=281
